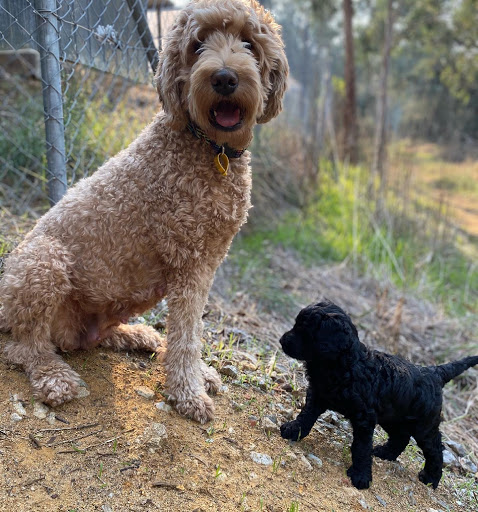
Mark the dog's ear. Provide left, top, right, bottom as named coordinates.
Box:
left=252, top=6, right=289, bottom=124
left=257, top=48, right=289, bottom=124
left=312, top=314, right=358, bottom=359
left=154, top=11, right=189, bottom=131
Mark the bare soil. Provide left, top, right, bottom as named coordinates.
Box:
left=0, top=257, right=477, bottom=512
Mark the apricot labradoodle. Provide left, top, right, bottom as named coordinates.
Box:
left=0, top=0, right=288, bottom=423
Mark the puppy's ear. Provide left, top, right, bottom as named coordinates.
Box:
left=314, top=316, right=357, bottom=359
left=154, top=11, right=189, bottom=131
left=254, top=8, right=289, bottom=124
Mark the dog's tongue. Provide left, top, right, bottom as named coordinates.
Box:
left=215, top=102, right=240, bottom=127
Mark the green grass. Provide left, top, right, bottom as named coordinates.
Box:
left=229, top=161, right=477, bottom=316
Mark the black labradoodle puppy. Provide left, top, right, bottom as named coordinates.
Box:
left=279, top=300, right=478, bottom=490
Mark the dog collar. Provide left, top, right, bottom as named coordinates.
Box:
left=187, top=121, right=246, bottom=176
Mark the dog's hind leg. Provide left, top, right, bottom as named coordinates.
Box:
left=415, top=426, right=443, bottom=489
left=101, top=324, right=166, bottom=356
left=1, top=236, right=81, bottom=406
left=373, top=422, right=411, bottom=461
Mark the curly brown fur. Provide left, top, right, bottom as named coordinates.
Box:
left=280, top=300, right=478, bottom=489
left=0, top=0, right=288, bottom=423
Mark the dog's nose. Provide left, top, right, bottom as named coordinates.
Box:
left=211, top=68, right=238, bottom=96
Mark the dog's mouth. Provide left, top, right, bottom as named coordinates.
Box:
left=210, top=101, right=243, bottom=131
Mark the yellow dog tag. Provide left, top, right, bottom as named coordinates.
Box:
left=214, top=150, right=229, bottom=176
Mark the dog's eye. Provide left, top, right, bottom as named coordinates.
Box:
left=243, top=41, right=253, bottom=51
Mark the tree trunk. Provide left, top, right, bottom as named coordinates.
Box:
left=371, top=0, right=394, bottom=211
left=342, top=0, right=358, bottom=164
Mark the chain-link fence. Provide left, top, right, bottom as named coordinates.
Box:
left=0, top=0, right=183, bottom=218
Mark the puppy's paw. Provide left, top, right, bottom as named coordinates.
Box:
left=31, top=366, right=81, bottom=407
left=347, top=466, right=372, bottom=490
left=280, top=420, right=307, bottom=441
left=200, top=362, right=222, bottom=395
left=174, top=393, right=215, bottom=424
left=419, top=469, right=440, bottom=489
left=373, top=444, right=398, bottom=461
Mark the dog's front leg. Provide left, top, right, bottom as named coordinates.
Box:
left=280, top=387, right=324, bottom=441
left=347, top=411, right=376, bottom=489
left=164, top=274, right=216, bottom=424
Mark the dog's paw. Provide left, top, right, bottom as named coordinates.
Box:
left=373, top=444, right=398, bottom=461
left=31, top=366, right=81, bottom=407
left=200, top=362, right=222, bottom=395
left=174, top=393, right=215, bottom=424
left=347, top=466, right=372, bottom=490
left=418, top=469, right=440, bottom=489
left=280, top=420, right=307, bottom=441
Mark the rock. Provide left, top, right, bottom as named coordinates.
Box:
left=102, top=505, right=113, bottom=512
left=321, top=410, right=340, bottom=426
left=444, top=440, right=467, bottom=457
left=307, top=454, right=323, bottom=468
left=442, top=449, right=458, bottom=467
left=12, top=401, right=26, bottom=416
left=230, top=401, right=243, bottom=412
left=250, top=451, right=273, bottom=466
left=154, top=401, right=172, bottom=413
left=135, top=386, right=155, bottom=400
left=299, top=455, right=313, bottom=471
left=33, top=402, right=49, bottom=419
left=77, top=387, right=90, bottom=398
left=358, top=498, right=369, bottom=509
left=459, top=457, right=477, bottom=474
left=219, top=365, right=239, bottom=378
left=140, top=423, right=167, bottom=449
left=10, top=413, right=23, bottom=423
left=262, top=417, right=280, bottom=435
left=46, top=412, right=56, bottom=425
left=375, top=494, right=387, bottom=507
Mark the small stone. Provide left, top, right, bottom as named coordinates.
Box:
left=262, top=417, right=280, bottom=435
left=141, top=422, right=167, bottom=448
left=102, top=505, right=113, bottom=512
left=33, top=402, right=49, bottom=419
left=321, top=410, right=340, bottom=425
left=46, top=412, right=56, bottom=425
left=442, top=449, right=458, bottom=467
left=231, top=401, right=243, bottom=412
left=444, top=440, right=467, bottom=457
left=135, top=387, right=155, bottom=400
left=77, top=387, right=90, bottom=398
left=375, top=495, right=387, bottom=507
left=307, top=454, right=323, bottom=468
left=219, top=365, right=239, bottom=378
left=359, top=498, right=369, bottom=509
left=459, top=458, right=477, bottom=474
left=250, top=451, right=273, bottom=466
left=154, top=401, right=172, bottom=413
left=12, top=401, right=27, bottom=416
left=11, top=413, right=23, bottom=423
left=299, top=455, right=313, bottom=471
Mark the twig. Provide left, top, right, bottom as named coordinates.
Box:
left=151, top=481, right=181, bottom=490
left=54, top=415, right=70, bottom=424
left=56, top=429, right=134, bottom=454
left=38, top=422, right=99, bottom=432
left=22, top=475, right=45, bottom=487
left=48, top=429, right=103, bottom=447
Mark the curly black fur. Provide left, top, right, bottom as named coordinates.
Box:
left=279, top=300, right=478, bottom=490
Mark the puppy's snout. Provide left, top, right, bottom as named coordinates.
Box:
left=211, top=68, right=238, bottom=96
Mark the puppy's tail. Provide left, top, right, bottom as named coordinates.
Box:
left=434, top=356, right=478, bottom=386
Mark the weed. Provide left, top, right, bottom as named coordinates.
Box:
left=214, top=465, right=223, bottom=479
left=287, top=501, right=299, bottom=512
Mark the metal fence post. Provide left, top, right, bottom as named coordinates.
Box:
left=35, top=0, right=67, bottom=206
